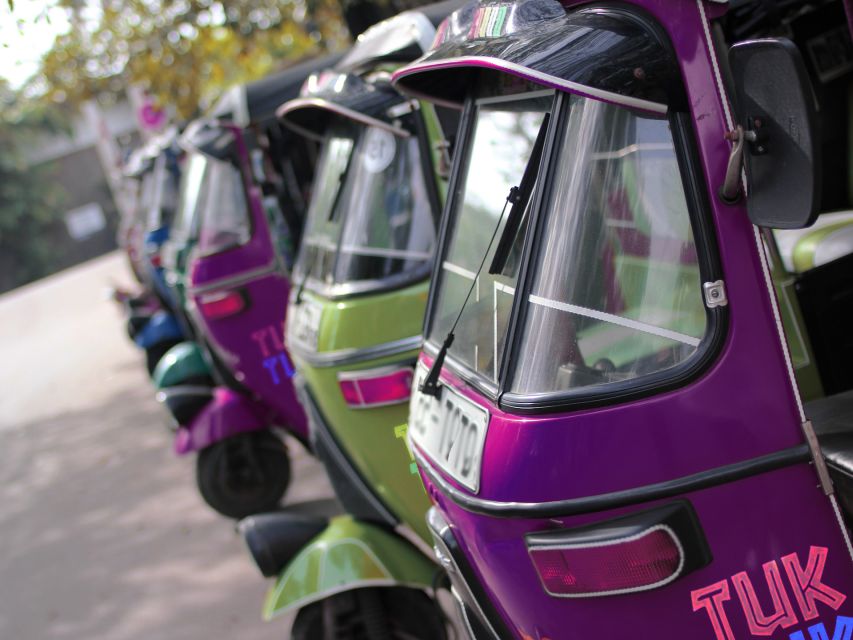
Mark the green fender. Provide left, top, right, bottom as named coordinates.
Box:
left=263, top=515, right=437, bottom=621
left=791, top=220, right=853, bottom=273
left=152, top=341, right=210, bottom=389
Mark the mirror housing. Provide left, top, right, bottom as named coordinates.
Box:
left=729, top=38, right=820, bottom=229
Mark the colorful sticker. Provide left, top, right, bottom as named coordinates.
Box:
left=362, top=127, right=396, bottom=174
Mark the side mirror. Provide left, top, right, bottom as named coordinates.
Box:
left=729, top=38, right=820, bottom=229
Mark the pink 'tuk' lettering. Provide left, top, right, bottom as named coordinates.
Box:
left=782, top=547, right=847, bottom=621
left=693, top=580, right=737, bottom=640
left=732, top=561, right=798, bottom=635
left=692, top=547, right=847, bottom=640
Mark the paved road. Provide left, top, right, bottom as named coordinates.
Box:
left=0, top=252, right=333, bottom=639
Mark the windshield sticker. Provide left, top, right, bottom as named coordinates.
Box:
left=394, top=423, right=426, bottom=492
left=691, top=546, right=848, bottom=639
left=362, top=128, right=396, bottom=174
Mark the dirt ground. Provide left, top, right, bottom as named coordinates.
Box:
left=0, top=252, right=333, bottom=639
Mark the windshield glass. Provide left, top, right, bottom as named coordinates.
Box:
left=511, top=96, right=705, bottom=393
left=142, top=155, right=180, bottom=230
left=293, top=119, right=435, bottom=294
left=427, top=89, right=707, bottom=396
left=197, top=157, right=251, bottom=256
left=427, top=92, right=553, bottom=382
left=172, top=152, right=209, bottom=241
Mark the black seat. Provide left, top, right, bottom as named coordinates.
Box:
left=237, top=512, right=329, bottom=577
left=807, top=389, right=853, bottom=516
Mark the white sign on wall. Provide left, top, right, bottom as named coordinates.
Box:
left=64, top=202, right=106, bottom=240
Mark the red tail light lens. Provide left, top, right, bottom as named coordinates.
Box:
left=149, top=253, right=163, bottom=268
left=337, top=366, right=414, bottom=408
left=529, top=526, right=683, bottom=597
left=198, top=290, right=246, bottom=320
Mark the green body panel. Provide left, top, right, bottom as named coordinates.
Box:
left=314, top=282, right=429, bottom=352
left=421, top=102, right=450, bottom=202
left=152, top=340, right=211, bottom=389
left=791, top=220, right=853, bottom=273
left=767, top=234, right=825, bottom=402
left=263, top=515, right=436, bottom=620
left=293, top=284, right=432, bottom=542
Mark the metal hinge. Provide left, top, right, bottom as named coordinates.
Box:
left=386, top=100, right=419, bottom=119
left=703, top=280, right=728, bottom=308
left=802, top=419, right=835, bottom=496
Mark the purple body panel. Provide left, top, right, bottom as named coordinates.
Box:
left=410, top=1, right=853, bottom=639
left=174, top=386, right=270, bottom=455
left=183, top=124, right=308, bottom=448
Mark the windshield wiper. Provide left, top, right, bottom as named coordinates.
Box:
left=294, top=265, right=310, bottom=305
left=419, top=189, right=515, bottom=398
left=327, top=148, right=354, bottom=223
left=294, top=147, right=355, bottom=305
left=489, top=113, right=549, bottom=276
left=419, top=115, right=551, bottom=398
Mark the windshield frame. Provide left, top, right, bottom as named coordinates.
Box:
left=294, top=108, right=443, bottom=300
left=171, top=151, right=209, bottom=245
left=195, top=152, right=255, bottom=259
left=422, top=85, right=726, bottom=412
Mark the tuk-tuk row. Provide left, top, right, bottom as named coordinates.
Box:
left=113, top=0, right=853, bottom=637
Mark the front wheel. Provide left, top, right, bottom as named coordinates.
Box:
left=292, top=587, right=447, bottom=640
left=196, top=431, right=291, bottom=519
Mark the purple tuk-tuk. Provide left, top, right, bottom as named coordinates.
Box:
left=394, top=0, right=853, bottom=638
left=168, top=59, right=337, bottom=519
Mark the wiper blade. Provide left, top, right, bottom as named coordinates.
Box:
left=294, top=265, right=310, bottom=305
left=327, top=147, right=354, bottom=223
left=419, top=187, right=517, bottom=398
left=420, top=113, right=551, bottom=399
left=489, top=113, right=550, bottom=276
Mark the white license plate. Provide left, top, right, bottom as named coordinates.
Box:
left=286, top=297, right=323, bottom=351
left=409, top=364, right=489, bottom=493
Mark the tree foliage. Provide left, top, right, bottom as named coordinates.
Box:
left=0, top=80, right=71, bottom=291
left=38, top=0, right=351, bottom=119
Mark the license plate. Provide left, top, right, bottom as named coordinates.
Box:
left=409, top=364, right=489, bottom=493
left=286, top=297, right=323, bottom=351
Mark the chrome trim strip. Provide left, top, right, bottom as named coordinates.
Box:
left=393, top=56, right=668, bottom=114
left=188, top=260, right=280, bottom=295
left=290, top=335, right=423, bottom=368
left=428, top=508, right=501, bottom=640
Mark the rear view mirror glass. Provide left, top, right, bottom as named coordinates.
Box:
left=730, top=39, right=820, bottom=229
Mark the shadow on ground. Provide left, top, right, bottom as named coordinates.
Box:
left=0, top=254, right=333, bottom=640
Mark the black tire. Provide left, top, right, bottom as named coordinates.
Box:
left=196, top=431, right=291, bottom=519
left=145, top=339, right=181, bottom=376
left=292, top=587, right=447, bottom=640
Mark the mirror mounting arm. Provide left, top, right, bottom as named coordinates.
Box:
left=719, top=126, right=747, bottom=204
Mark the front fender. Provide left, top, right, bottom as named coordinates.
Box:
left=135, top=310, right=183, bottom=348
left=263, top=515, right=436, bottom=621
left=153, top=341, right=211, bottom=389
left=174, top=387, right=268, bottom=455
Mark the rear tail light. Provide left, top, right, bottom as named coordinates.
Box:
left=149, top=253, right=163, bottom=268
left=530, top=526, right=683, bottom=597
left=337, top=366, right=414, bottom=408
left=527, top=502, right=710, bottom=598
left=198, top=289, right=246, bottom=320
